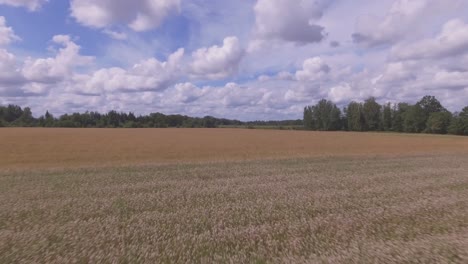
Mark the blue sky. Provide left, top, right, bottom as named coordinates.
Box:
left=1, top=0, right=468, bottom=120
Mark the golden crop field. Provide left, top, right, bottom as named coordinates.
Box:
left=1, top=128, right=468, bottom=263
left=2, top=128, right=468, bottom=169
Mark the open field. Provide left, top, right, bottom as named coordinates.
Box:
left=1, top=128, right=468, bottom=169
left=1, top=128, right=468, bottom=262
left=1, top=155, right=467, bottom=263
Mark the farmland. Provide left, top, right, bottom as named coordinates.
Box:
left=1, top=128, right=468, bottom=262
left=2, top=128, right=468, bottom=169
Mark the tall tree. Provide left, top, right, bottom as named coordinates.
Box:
left=44, top=111, right=55, bottom=127
left=417, top=95, right=446, bottom=116
left=392, top=103, right=409, bottom=132
left=4, top=105, right=23, bottom=123
left=416, top=95, right=446, bottom=131
left=362, top=97, right=382, bottom=131
left=16, top=107, right=34, bottom=126
left=346, top=101, right=364, bottom=131
left=303, top=106, right=315, bottom=130
left=448, top=107, right=468, bottom=135
left=0, top=106, right=5, bottom=126
left=403, top=104, right=426, bottom=133
left=303, top=99, right=342, bottom=131
left=426, top=112, right=452, bottom=134
left=382, top=103, right=393, bottom=131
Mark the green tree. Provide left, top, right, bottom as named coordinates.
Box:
left=382, top=103, right=393, bottom=131
left=392, top=103, right=409, bottom=132
left=0, top=106, right=5, bottom=126
left=362, top=97, right=382, bottom=131
left=448, top=107, right=468, bottom=135
left=203, top=116, right=217, bottom=128
left=0, top=106, right=4, bottom=122
left=44, top=111, right=55, bottom=127
left=123, top=121, right=138, bottom=128
left=303, top=106, right=315, bottom=130
left=403, top=105, right=426, bottom=133
left=341, top=107, right=348, bottom=131
left=4, top=104, right=23, bottom=123
left=416, top=95, right=446, bottom=131
left=448, top=117, right=467, bottom=135
left=426, top=112, right=452, bottom=134
left=346, top=101, right=364, bottom=131
left=417, top=95, right=446, bottom=116
left=303, top=99, right=342, bottom=131
left=16, top=107, right=35, bottom=126
left=107, top=111, right=121, bottom=128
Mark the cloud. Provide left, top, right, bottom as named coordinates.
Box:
left=295, top=57, right=330, bottom=82
left=351, top=0, right=466, bottom=47
left=0, top=0, right=47, bottom=11
left=352, top=0, right=429, bottom=47
left=328, top=83, right=357, bottom=103
left=77, top=48, right=184, bottom=94
left=0, top=49, right=24, bottom=85
left=258, top=71, right=294, bottom=82
left=0, top=17, right=21, bottom=93
left=392, top=19, right=468, bottom=60
left=0, top=16, right=20, bottom=46
left=170, top=82, right=206, bottom=103
left=282, top=57, right=335, bottom=103
left=189, top=36, right=244, bottom=80
left=1, top=31, right=185, bottom=97
left=157, top=81, right=297, bottom=120
left=22, top=35, right=94, bottom=83
left=102, top=29, right=127, bottom=40
left=359, top=57, right=468, bottom=109
left=0, top=35, right=94, bottom=97
left=378, top=62, right=417, bottom=84
left=432, top=70, right=468, bottom=90
left=253, top=0, right=333, bottom=44
left=220, top=82, right=261, bottom=107
left=70, top=0, right=180, bottom=32
left=4, top=0, right=468, bottom=119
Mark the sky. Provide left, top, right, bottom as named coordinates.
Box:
left=1, top=0, right=468, bottom=120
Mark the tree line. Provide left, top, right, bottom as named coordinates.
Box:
left=304, top=95, right=468, bottom=136
left=0, top=105, right=301, bottom=128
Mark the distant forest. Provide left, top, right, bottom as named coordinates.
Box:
left=0, top=105, right=302, bottom=129
left=304, top=95, right=468, bottom=136
left=1, top=95, right=467, bottom=136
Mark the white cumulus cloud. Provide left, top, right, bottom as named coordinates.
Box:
left=352, top=0, right=429, bottom=46
left=295, top=57, right=330, bottom=82
left=253, top=0, right=334, bottom=44
left=392, top=19, right=468, bottom=60
left=190, top=36, right=244, bottom=80
left=0, top=16, right=20, bottom=46
left=352, top=0, right=466, bottom=47
left=328, top=83, right=357, bottom=103
left=22, top=35, right=94, bottom=83
left=78, top=48, right=184, bottom=94
left=0, top=49, right=23, bottom=85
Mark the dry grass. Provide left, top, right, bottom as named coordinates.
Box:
left=1, top=155, right=467, bottom=263
left=1, top=128, right=467, bottom=262
left=1, top=128, right=468, bottom=169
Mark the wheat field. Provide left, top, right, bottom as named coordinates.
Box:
left=1, top=128, right=468, bottom=263
left=2, top=128, right=468, bottom=169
